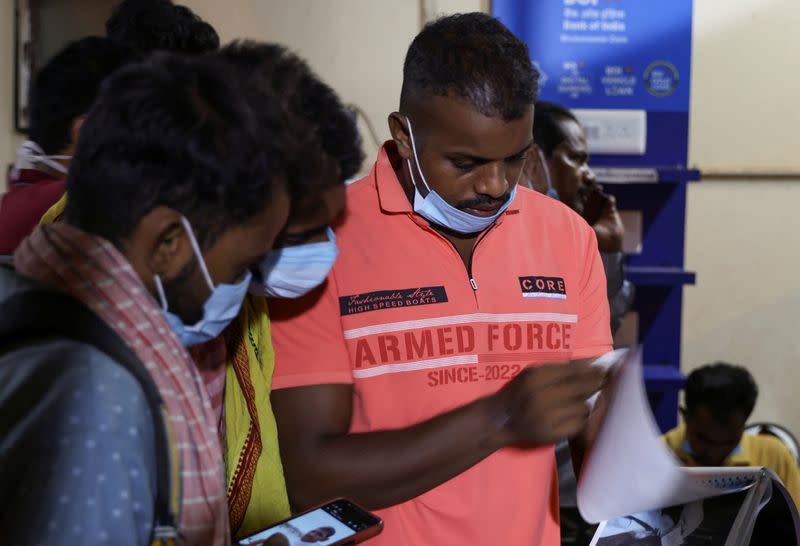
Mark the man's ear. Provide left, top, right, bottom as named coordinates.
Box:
left=388, top=112, right=413, bottom=161
left=524, top=144, right=550, bottom=195
left=129, top=207, right=189, bottom=280
left=122, top=207, right=193, bottom=298
left=67, top=114, right=88, bottom=154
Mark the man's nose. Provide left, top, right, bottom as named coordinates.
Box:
left=476, top=162, right=510, bottom=198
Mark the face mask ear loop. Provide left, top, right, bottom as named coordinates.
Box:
left=513, top=156, right=528, bottom=187
left=537, top=147, right=553, bottom=193
left=153, top=274, right=169, bottom=312
left=178, top=216, right=215, bottom=291
left=405, top=117, right=433, bottom=195
left=16, top=140, right=69, bottom=175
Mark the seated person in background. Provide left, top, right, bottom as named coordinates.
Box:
left=529, top=100, right=633, bottom=335
left=39, top=0, right=221, bottom=226
left=0, top=53, right=290, bottom=546
left=664, top=362, right=800, bottom=506
left=0, top=37, right=131, bottom=254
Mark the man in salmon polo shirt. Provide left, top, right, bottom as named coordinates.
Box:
left=268, top=13, right=612, bottom=546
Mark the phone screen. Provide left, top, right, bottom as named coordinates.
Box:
left=240, top=500, right=378, bottom=546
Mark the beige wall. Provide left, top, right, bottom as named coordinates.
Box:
left=682, top=0, right=800, bottom=435
left=1, top=0, right=800, bottom=431
left=183, top=0, right=486, bottom=169
left=683, top=181, right=800, bottom=433
left=1, top=1, right=22, bottom=185
left=689, top=0, right=800, bottom=174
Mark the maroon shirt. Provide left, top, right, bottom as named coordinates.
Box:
left=0, top=168, right=65, bottom=254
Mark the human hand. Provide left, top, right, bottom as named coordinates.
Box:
left=581, top=184, right=610, bottom=226
left=492, top=360, right=605, bottom=447
left=592, top=193, right=624, bottom=252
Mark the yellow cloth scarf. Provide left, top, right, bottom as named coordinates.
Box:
left=224, top=295, right=291, bottom=538
left=40, top=192, right=67, bottom=224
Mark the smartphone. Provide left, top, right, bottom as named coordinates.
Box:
left=238, top=498, right=383, bottom=546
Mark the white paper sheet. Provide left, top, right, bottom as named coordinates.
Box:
left=577, top=349, right=763, bottom=523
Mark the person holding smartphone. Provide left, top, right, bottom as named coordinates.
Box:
left=267, top=13, right=612, bottom=546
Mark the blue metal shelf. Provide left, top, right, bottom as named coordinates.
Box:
left=603, top=179, right=696, bottom=431
left=644, top=365, right=685, bottom=386
left=594, top=166, right=701, bottom=185
left=626, top=267, right=696, bottom=286
left=644, top=365, right=686, bottom=433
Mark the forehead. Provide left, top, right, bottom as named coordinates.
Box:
left=414, top=95, right=533, bottom=159
left=555, top=117, right=587, bottom=152
left=689, top=407, right=747, bottom=435
left=223, top=186, right=289, bottom=250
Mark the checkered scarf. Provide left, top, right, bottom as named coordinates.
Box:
left=15, top=223, right=230, bottom=546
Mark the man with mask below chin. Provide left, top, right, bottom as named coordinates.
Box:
left=267, top=14, right=612, bottom=546
left=183, top=42, right=363, bottom=540
left=0, top=53, right=289, bottom=546
left=0, top=37, right=131, bottom=255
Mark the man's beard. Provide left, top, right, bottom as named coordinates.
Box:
left=161, top=255, right=206, bottom=324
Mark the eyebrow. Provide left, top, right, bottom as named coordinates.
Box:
left=447, top=140, right=534, bottom=164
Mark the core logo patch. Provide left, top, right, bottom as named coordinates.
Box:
left=340, top=286, right=448, bottom=316
left=519, top=276, right=567, bottom=300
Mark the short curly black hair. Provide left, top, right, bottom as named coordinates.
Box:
left=106, top=0, right=219, bottom=56
left=28, top=37, right=133, bottom=155
left=533, top=101, right=579, bottom=158
left=217, top=41, right=363, bottom=216
left=685, top=362, right=759, bottom=424
left=65, top=53, right=283, bottom=250
left=400, top=12, right=539, bottom=120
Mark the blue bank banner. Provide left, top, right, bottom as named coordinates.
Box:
left=493, top=0, right=692, bottom=112
left=493, top=0, right=694, bottom=167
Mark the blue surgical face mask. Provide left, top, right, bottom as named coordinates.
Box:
left=405, top=117, right=523, bottom=234
left=154, top=216, right=251, bottom=347
left=250, top=227, right=338, bottom=298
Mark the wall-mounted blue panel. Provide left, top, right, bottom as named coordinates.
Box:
left=493, top=0, right=693, bottom=167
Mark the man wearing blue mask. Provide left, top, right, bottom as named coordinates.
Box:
left=268, top=13, right=612, bottom=546
left=0, top=53, right=290, bottom=546
left=184, top=42, right=364, bottom=540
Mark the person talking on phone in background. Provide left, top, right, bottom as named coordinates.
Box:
left=529, top=101, right=634, bottom=335
left=527, top=101, right=635, bottom=546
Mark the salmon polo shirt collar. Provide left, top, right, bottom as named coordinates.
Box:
left=372, top=142, right=521, bottom=226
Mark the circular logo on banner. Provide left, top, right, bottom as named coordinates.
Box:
left=643, top=61, right=679, bottom=97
